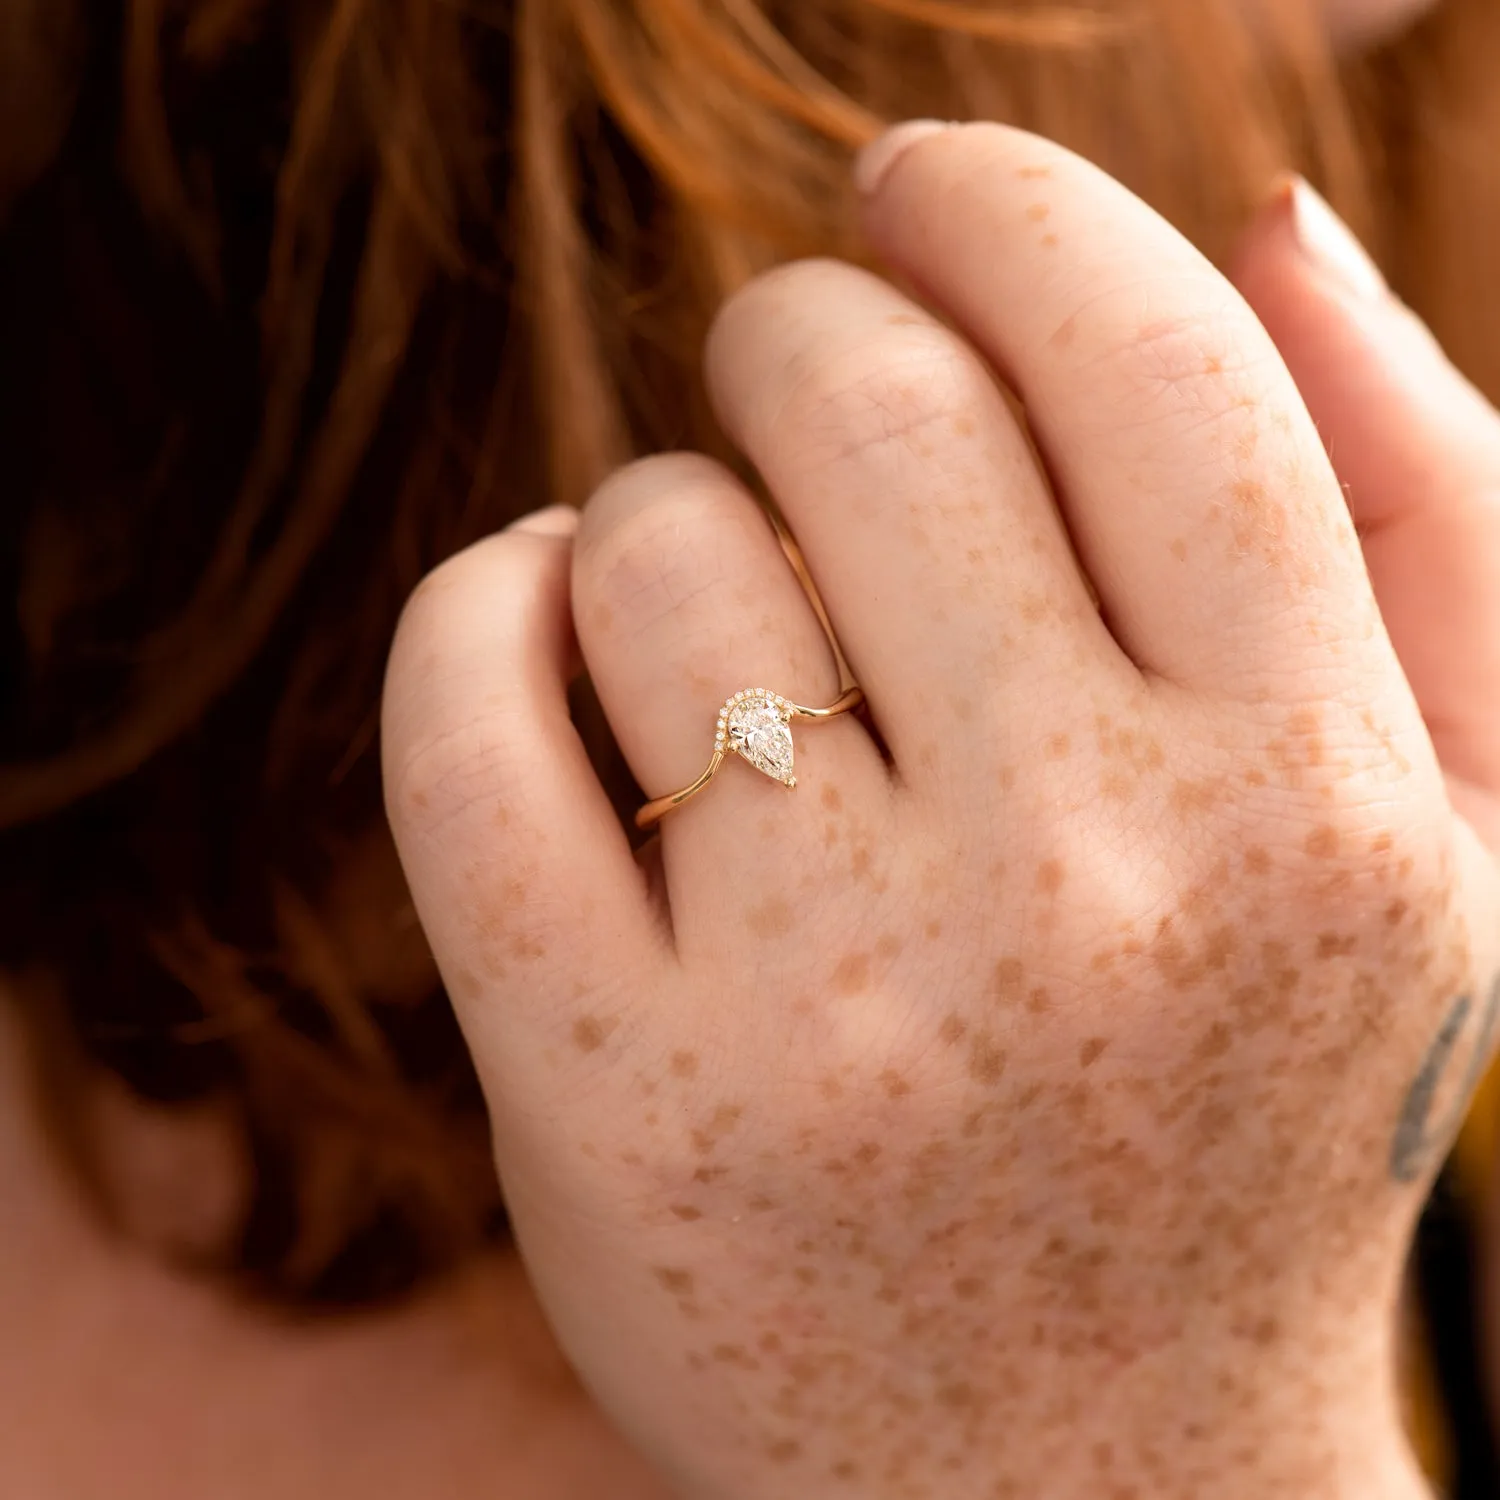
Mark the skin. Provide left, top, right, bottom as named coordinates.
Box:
left=384, top=120, right=1500, bottom=1500
left=1, top=3, right=1491, bottom=1496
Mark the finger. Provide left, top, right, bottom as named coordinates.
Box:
left=705, top=258, right=1130, bottom=769
left=857, top=121, right=1386, bottom=700
left=382, top=511, right=665, bottom=1055
left=1231, top=177, right=1500, bottom=802
left=572, top=453, right=890, bottom=929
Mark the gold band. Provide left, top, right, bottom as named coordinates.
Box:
left=634, top=509, right=863, bottom=831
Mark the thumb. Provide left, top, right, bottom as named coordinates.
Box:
left=1231, top=178, right=1500, bottom=837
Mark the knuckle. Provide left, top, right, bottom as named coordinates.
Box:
left=1064, top=280, right=1278, bottom=440
left=777, top=331, right=997, bottom=476
left=386, top=718, right=497, bottom=830
left=577, top=481, right=755, bottom=640
left=392, top=532, right=514, bottom=651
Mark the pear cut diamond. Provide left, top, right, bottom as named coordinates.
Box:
left=724, top=693, right=795, bottom=785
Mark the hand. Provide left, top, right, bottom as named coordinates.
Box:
left=382, top=123, right=1500, bottom=1499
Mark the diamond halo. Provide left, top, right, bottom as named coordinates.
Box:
left=716, top=689, right=796, bottom=786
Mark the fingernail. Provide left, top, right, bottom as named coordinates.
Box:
left=854, top=119, right=952, bottom=196
left=508, top=504, right=579, bottom=538
left=1281, top=174, right=1388, bottom=302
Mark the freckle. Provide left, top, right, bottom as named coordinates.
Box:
left=1245, top=846, right=1270, bottom=874
left=758, top=1332, right=783, bottom=1354
left=951, top=414, right=976, bottom=439
left=1036, top=859, right=1065, bottom=895
left=670, top=1050, right=699, bottom=1079
left=819, top=1074, right=844, bottom=1101
left=1018, top=163, right=1052, bottom=179
left=925, top=919, right=943, bottom=940
left=646, top=1111, right=660, bottom=1127
left=876, top=934, right=902, bottom=963
left=1244, top=768, right=1267, bottom=787
left=748, top=1195, right=776, bottom=1212
left=1046, top=732, right=1070, bottom=759
left=579, top=1141, right=599, bottom=1159
left=953, top=1276, right=986, bottom=1301
left=1371, top=831, right=1394, bottom=855
left=1204, top=355, right=1224, bottom=375
left=880, top=1070, right=912, bottom=1100
left=993, top=957, right=1024, bottom=997
left=951, top=695, right=975, bottom=722
left=693, top=1165, right=728, bottom=1183
left=939, top=1013, right=968, bottom=1046
left=832, top=952, right=870, bottom=994
left=1042, top=233, right=1060, bottom=249
left=1100, top=770, right=1131, bottom=801
left=1384, top=899, right=1408, bottom=927
left=793, top=1265, right=821, bottom=1287
left=572, top=1016, right=610, bottom=1053
left=998, top=765, right=1017, bottom=791
left=968, top=1032, right=1007, bottom=1085
left=1399, top=856, right=1414, bottom=877
left=654, top=1267, right=694, bottom=1294
left=409, top=789, right=429, bottom=809
left=1079, top=1038, right=1108, bottom=1068
left=937, top=1380, right=978, bottom=1410
left=1171, top=778, right=1222, bottom=814
left=747, top=897, right=795, bottom=938
left=1021, top=593, right=1047, bottom=623
left=1316, top=932, right=1357, bottom=959
left=854, top=1142, right=882, bottom=1167
left=1195, top=1021, right=1233, bottom=1061
left=1305, top=824, right=1339, bottom=858
left=1249, top=1316, right=1281, bottom=1346
left=1027, top=987, right=1051, bottom=1013
left=452, top=969, right=483, bottom=1000
left=832, top=1460, right=860, bottom=1480
left=767, top=1440, right=802, bottom=1464
left=670, top=1204, right=703, bottom=1222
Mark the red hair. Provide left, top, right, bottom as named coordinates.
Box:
left=0, top=0, right=1496, bottom=1300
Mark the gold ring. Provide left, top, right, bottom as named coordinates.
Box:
left=634, top=507, right=864, bottom=831
left=635, top=683, right=865, bottom=829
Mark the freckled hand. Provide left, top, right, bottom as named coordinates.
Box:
left=384, top=125, right=1470, bottom=1500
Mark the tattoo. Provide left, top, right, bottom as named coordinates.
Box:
left=1390, top=971, right=1500, bottom=1185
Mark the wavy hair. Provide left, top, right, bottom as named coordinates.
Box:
left=0, top=0, right=1497, bottom=1302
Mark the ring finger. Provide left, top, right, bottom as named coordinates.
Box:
left=573, top=453, right=891, bottom=939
